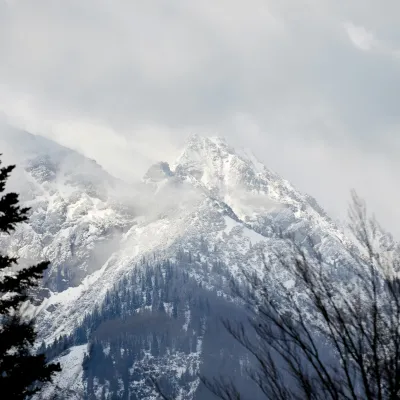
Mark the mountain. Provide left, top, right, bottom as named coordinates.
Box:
left=1, top=128, right=353, bottom=399
left=0, top=128, right=137, bottom=294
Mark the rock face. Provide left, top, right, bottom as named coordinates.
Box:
left=1, top=128, right=353, bottom=399
left=0, top=129, right=135, bottom=294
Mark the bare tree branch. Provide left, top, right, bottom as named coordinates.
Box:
left=202, top=192, right=400, bottom=400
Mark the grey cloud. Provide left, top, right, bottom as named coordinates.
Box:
left=0, top=0, right=399, bottom=236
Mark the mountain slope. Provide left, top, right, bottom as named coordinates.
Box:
left=1, top=127, right=355, bottom=399
left=0, top=128, right=137, bottom=295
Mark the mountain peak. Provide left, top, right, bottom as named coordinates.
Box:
left=174, top=134, right=256, bottom=173
left=169, top=134, right=335, bottom=231
left=176, top=133, right=269, bottom=170
left=172, top=134, right=272, bottom=191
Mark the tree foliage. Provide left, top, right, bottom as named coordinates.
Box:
left=0, top=158, right=61, bottom=399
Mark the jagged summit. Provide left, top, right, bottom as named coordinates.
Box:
left=138, top=134, right=338, bottom=242
left=0, top=126, right=133, bottom=294
left=174, top=133, right=265, bottom=169
left=164, top=134, right=331, bottom=230
left=173, top=133, right=259, bottom=177
left=172, top=134, right=281, bottom=193
left=0, top=126, right=117, bottom=194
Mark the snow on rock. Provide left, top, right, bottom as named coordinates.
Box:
left=0, top=128, right=135, bottom=295
left=35, top=345, right=88, bottom=400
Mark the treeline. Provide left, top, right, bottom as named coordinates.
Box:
left=42, top=254, right=239, bottom=399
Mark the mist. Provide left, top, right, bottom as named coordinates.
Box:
left=0, top=0, right=399, bottom=237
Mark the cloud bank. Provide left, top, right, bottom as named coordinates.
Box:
left=0, top=0, right=399, bottom=235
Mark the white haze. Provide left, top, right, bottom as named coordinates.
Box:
left=0, top=0, right=399, bottom=237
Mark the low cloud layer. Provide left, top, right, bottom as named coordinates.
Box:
left=0, top=0, right=399, bottom=235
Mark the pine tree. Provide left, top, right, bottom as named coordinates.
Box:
left=0, top=159, right=61, bottom=398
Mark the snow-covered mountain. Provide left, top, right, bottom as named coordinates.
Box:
left=0, top=128, right=137, bottom=294
left=1, top=128, right=354, bottom=399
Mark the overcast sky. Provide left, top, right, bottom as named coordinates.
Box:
left=0, top=0, right=399, bottom=236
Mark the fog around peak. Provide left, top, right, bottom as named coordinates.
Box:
left=0, top=0, right=399, bottom=236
